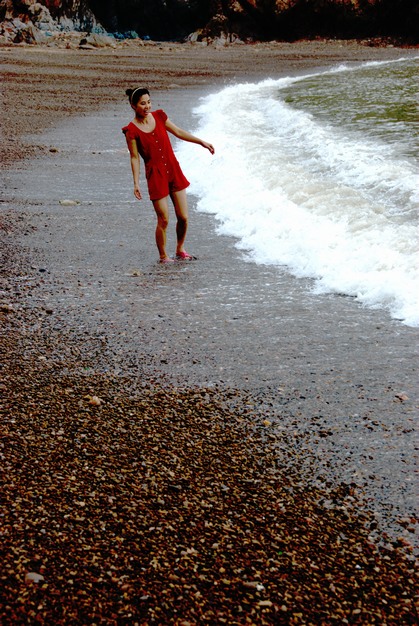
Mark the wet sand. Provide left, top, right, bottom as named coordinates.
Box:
left=1, top=40, right=418, bottom=624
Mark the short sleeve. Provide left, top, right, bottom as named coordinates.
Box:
left=154, top=109, right=168, bottom=123
left=122, top=124, right=130, bottom=136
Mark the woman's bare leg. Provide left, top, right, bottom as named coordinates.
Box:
left=171, top=189, right=189, bottom=255
left=152, top=196, right=171, bottom=260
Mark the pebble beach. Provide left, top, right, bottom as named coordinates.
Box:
left=1, top=39, right=418, bottom=624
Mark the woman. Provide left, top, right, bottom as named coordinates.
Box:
left=123, top=88, right=214, bottom=263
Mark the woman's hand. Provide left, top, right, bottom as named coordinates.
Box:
left=202, top=141, right=215, bottom=155
left=134, top=184, right=142, bottom=200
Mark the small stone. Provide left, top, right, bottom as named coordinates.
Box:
left=243, top=581, right=265, bottom=591
left=0, top=303, right=14, bottom=313
left=59, top=199, right=80, bottom=206
left=85, top=395, right=103, bottom=406
left=25, top=572, right=44, bottom=584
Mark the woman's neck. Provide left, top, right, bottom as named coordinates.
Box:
left=135, top=113, right=151, bottom=125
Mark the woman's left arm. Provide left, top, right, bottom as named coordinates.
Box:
left=166, top=118, right=215, bottom=154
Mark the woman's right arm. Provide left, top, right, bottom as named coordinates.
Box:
left=125, top=136, right=142, bottom=200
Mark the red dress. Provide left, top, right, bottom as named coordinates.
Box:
left=122, top=109, right=190, bottom=201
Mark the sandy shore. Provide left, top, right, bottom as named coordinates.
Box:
left=1, top=40, right=418, bottom=624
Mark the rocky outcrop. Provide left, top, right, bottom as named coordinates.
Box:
left=0, top=0, right=417, bottom=45
left=0, top=0, right=100, bottom=44
left=42, top=0, right=97, bottom=30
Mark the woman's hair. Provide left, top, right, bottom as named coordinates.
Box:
left=126, top=87, right=150, bottom=106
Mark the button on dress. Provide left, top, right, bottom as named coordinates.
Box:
left=122, top=109, right=190, bottom=201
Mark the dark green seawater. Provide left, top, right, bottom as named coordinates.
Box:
left=282, top=58, right=418, bottom=159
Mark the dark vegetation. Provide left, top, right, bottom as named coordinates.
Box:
left=87, top=0, right=419, bottom=43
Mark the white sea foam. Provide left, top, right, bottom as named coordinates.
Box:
left=177, top=60, right=419, bottom=326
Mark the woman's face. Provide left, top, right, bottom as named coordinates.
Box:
left=133, top=94, right=151, bottom=119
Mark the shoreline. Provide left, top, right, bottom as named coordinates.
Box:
left=1, top=41, right=418, bottom=623
left=2, top=39, right=417, bottom=166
